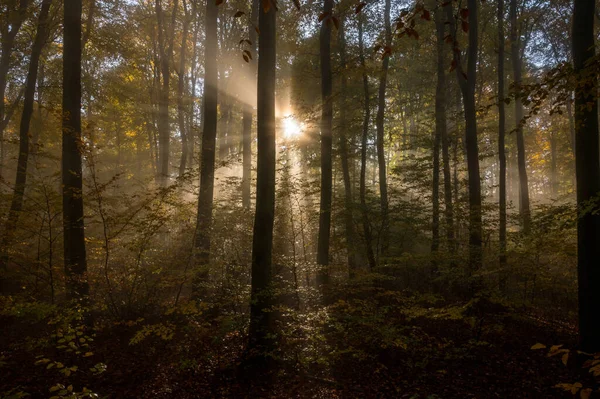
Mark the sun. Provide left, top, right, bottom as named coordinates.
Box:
left=282, top=115, right=303, bottom=139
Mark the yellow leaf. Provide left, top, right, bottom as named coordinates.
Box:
left=562, top=352, right=569, bottom=366
left=531, top=343, right=546, bottom=350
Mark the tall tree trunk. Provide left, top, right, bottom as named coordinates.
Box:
left=63, top=0, right=89, bottom=302
left=316, top=0, right=333, bottom=286
left=435, top=4, right=455, bottom=256
left=447, top=0, right=482, bottom=277
left=510, top=0, right=531, bottom=233
left=178, top=0, right=190, bottom=177
left=248, top=0, right=276, bottom=371
left=338, top=17, right=356, bottom=275
left=572, top=0, right=600, bottom=353
left=498, top=0, right=507, bottom=289
left=375, top=0, right=391, bottom=258
left=155, top=0, right=174, bottom=185
left=194, top=0, right=218, bottom=286
left=550, top=130, right=558, bottom=197
left=432, top=1, right=444, bottom=262
left=358, top=14, right=376, bottom=271
left=0, top=0, right=29, bottom=182
left=242, top=0, right=258, bottom=210
left=0, top=0, right=51, bottom=287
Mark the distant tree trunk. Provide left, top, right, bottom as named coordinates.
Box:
left=178, top=0, right=190, bottom=177
left=497, top=0, right=507, bottom=289
left=0, top=0, right=29, bottom=181
left=4, top=0, right=52, bottom=234
left=358, top=14, right=376, bottom=271
left=0, top=0, right=51, bottom=287
left=338, top=17, right=356, bottom=276
left=247, top=0, right=276, bottom=371
left=155, top=0, right=176, bottom=185
left=241, top=0, right=258, bottom=210
left=316, top=0, right=333, bottom=286
left=447, top=0, right=482, bottom=276
left=550, top=130, right=558, bottom=197
left=510, top=0, right=531, bottom=233
left=435, top=4, right=455, bottom=256
left=194, top=0, right=218, bottom=286
left=432, top=1, right=444, bottom=262
left=63, top=0, right=89, bottom=302
left=375, top=0, right=391, bottom=258
left=572, top=0, right=600, bottom=353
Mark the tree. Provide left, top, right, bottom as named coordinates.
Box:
left=375, top=0, right=391, bottom=258
left=434, top=1, right=455, bottom=257
left=177, top=0, right=191, bottom=177
left=446, top=0, right=482, bottom=276
left=194, top=0, right=218, bottom=284
left=316, top=0, right=334, bottom=286
left=572, top=0, right=600, bottom=353
left=358, top=12, right=376, bottom=271
left=0, top=0, right=30, bottom=180
left=497, top=0, right=507, bottom=284
left=247, top=0, right=277, bottom=370
left=155, top=0, right=177, bottom=184
left=338, top=16, right=356, bottom=275
left=63, top=0, right=89, bottom=302
left=510, top=0, right=531, bottom=233
left=241, top=0, right=259, bottom=210
left=1, top=0, right=53, bottom=268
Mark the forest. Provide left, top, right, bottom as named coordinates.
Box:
left=0, top=0, right=599, bottom=397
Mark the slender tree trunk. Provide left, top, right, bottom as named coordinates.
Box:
left=178, top=1, right=190, bottom=177
left=194, top=0, right=218, bottom=286
left=316, top=0, right=333, bottom=286
left=375, top=0, right=391, bottom=258
left=155, top=0, right=174, bottom=184
left=432, top=1, right=445, bottom=262
left=0, top=0, right=51, bottom=287
left=338, top=17, right=356, bottom=275
left=435, top=4, right=455, bottom=256
left=510, top=0, right=531, bottom=233
left=0, top=0, right=29, bottom=182
left=550, top=130, right=558, bottom=197
left=242, top=0, right=258, bottom=210
left=572, top=0, right=600, bottom=353
left=358, top=14, right=376, bottom=271
left=63, top=0, right=89, bottom=302
left=447, top=0, right=482, bottom=277
left=498, top=0, right=507, bottom=289
left=248, top=0, right=276, bottom=371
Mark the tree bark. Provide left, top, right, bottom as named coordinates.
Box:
left=498, top=0, right=507, bottom=289
left=248, top=0, right=276, bottom=371
left=242, top=0, right=258, bottom=210
left=375, top=0, right=391, bottom=258
left=0, top=0, right=30, bottom=181
left=0, top=0, right=51, bottom=290
left=572, top=0, right=600, bottom=353
left=178, top=0, right=190, bottom=177
left=338, top=17, right=356, bottom=275
left=194, top=0, right=218, bottom=285
left=316, top=0, right=333, bottom=286
left=358, top=14, right=376, bottom=271
left=447, top=0, right=483, bottom=277
left=435, top=4, right=455, bottom=257
left=155, top=0, right=176, bottom=184
left=63, top=0, right=89, bottom=302
left=510, top=0, right=531, bottom=233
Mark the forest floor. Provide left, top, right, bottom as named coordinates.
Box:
left=0, top=298, right=591, bottom=398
